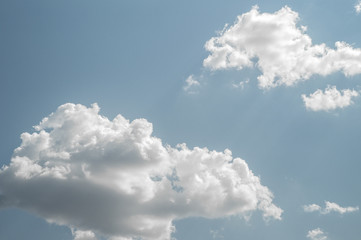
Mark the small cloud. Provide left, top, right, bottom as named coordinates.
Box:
left=303, top=204, right=321, bottom=213
left=307, top=228, right=327, bottom=240
left=302, top=86, right=359, bottom=112
left=232, top=79, right=249, bottom=89
left=355, top=1, right=361, bottom=13
left=183, top=75, right=200, bottom=94
left=72, top=229, right=97, bottom=240
left=303, top=201, right=359, bottom=214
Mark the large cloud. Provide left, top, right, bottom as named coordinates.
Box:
left=203, top=6, right=361, bottom=89
left=0, top=103, right=282, bottom=240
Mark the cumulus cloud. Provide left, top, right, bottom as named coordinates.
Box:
left=307, top=228, right=327, bottom=240
left=0, top=103, right=282, bottom=240
left=183, top=75, right=200, bottom=94
left=355, top=1, right=361, bottom=13
left=303, top=201, right=359, bottom=214
left=301, top=86, right=359, bottom=111
left=203, top=6, right=361, bottom=89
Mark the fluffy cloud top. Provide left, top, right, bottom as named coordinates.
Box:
left=303, top=201, right=359, bottom=214
left=301, top=86, right=359, bottom=111
left=0, top=103, right=282, bottom=240
left=307, top=228, right=327, bottom=240
left=203, top=6, right=361, bottom=89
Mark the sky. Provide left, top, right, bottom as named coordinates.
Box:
left=1, top=0, right=361, bottom=240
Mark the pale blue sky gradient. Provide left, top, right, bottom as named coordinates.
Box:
left=1, top=0, right=361, bottom=239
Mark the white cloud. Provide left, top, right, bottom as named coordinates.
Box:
left=301, top=86, right=359, bottom=111
left=183, top=75, right=200, bottom=93
left=0, top=103, right=282, bottom=240
left=303, top=204, right=321, bottom=212
left=203, top=6, right=361, bottom=89
left=323, top=201, right=359, bottom=214
left=307, top=228, right=327, bottom=240
left=303, top=201, right=359, bottom=214
left=355, top=1, right=361, bottom=13
left=72, top=229, right=97, bottom=240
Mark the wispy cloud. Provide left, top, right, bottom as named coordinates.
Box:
left=0, top=103, right=282, bottom=240
left=210, top=228, right=224, bottom=239
left=301, top=86, right=359, bottom=111
left=304, top=201, right=359, bottom=214
left=203, top=6, right=361, bottom=89
left=183, top=75, right=200, bottom=94
left=232, top=79, right=250, bottom=89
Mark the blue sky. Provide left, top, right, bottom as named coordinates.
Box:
left=1, top=0, right=361, bottom=240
